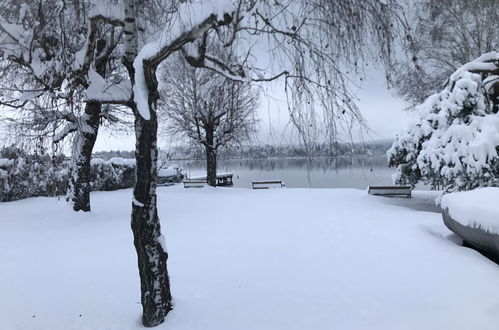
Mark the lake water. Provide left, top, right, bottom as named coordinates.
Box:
left=172, top=155, right=402, bottom=189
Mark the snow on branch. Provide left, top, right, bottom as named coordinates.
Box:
left=449, top=51, right=499, bottom=87
left=388, top=52, right=499, bottom=191
left=85, top=68, right=132, bottom=105
left=133, top=1, right=236, bottom=120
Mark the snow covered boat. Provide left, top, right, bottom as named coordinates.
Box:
left=440, top=188, right=499, bottom=260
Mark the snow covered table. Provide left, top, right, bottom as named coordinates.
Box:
left=187, top=173, right=234, bottom=186
left=440, top=187, right=499, bottom=259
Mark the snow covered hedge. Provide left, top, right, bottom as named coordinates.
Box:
left=0, top=147, right=140, bottom=202
left=388, top=52, right=499, bottom=191
left=89, top=157, right=136, bottom=192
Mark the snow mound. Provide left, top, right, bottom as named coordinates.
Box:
left=440, top=187, right=499, bottom=234
left=158, top=166, right=180, bottom=177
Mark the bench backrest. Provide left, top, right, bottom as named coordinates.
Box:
left=183, top=180, right=206, bottom=188
left=252, top=180, right=285, bottom=189
left=368, top=185, right=411, bottom=196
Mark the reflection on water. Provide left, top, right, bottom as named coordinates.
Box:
left=172, top=155, right=398, bottom=189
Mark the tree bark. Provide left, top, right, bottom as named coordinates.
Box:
left=122, top=1, right=172, bottom=326
left=205, top=124, right=217, bottom=187
left=67, top=35, right=109, bottom=212
left=131, top=103, right=172, bottom=327
left=205, top=148, right=217, bottom=187
left=67, top=101, right=101, bottom=212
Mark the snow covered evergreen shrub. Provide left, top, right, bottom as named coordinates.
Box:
left=388, top=52, right=499, bottom=191
left=0, top=147, right=138, bottom=202
left=0, top=146, right=68, bottom=202
left=89, top=157, right=136, bottom=191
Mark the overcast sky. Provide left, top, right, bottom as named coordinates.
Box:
left=93, top=68, right=412, bottom=151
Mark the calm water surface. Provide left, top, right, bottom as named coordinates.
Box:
left=171, top=155, right=403, bottom=189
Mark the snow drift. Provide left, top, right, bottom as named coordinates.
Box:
left=441, top=187, right=499, bottom=258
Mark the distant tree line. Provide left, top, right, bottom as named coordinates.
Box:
left=93, top=150, right=136, bottom=159
left=159, top=140, right=392, bottom=161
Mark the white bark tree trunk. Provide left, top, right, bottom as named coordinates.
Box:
left=123, top=0, right=173, bottom=326
left=66, top=102, right=101, bottom=212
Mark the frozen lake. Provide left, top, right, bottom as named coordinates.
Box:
left=172, top=155, right=399, bottom=189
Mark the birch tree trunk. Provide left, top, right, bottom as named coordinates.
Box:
left=67, top=101, right=101, bottom=212
left=67, top=36, right=109, bottom=212
left=131, top=103, right=172, bottom=327
left=123, top=0, right=172, bottom=326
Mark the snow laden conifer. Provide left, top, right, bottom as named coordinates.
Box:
left=388, top=52, right=499, bottom=191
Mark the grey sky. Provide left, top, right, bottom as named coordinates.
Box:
left=93, top=68, right=411, bottom=151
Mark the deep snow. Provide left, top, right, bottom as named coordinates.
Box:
left=1, top=187, right=499, bottom=330
left=441, top=187, right=499, bottom=234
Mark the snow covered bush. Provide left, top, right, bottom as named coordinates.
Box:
left=388, top=52, right=499, bottom=191
left=0, top=147, right=68, bottom=202
left=89, top=157, right=136, bottom=192
left=0, top=147, right=156, bottom=202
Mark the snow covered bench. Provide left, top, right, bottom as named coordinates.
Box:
left=368, top=185, right=412, bottom=198
left=252, top=180, right=285, bottom=189
left=183, top=180, right=206, bottom=188
left=440, top=188, right=499, bottom=260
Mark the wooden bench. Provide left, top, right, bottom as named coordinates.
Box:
left=368, top=185, right=412, bottom=198
left=252, top=180, right=285, bottom=189
left=183, top=180, right=206, bottom=188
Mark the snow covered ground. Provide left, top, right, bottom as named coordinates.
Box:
left=1, top=187, right=499, bottom=330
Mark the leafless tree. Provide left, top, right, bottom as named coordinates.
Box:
left=159, top=55, right=258, bottom=186
left=392, top=0, right=499, bottom=105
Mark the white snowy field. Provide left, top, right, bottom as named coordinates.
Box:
left=1, top=187, right=499, bottom=330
